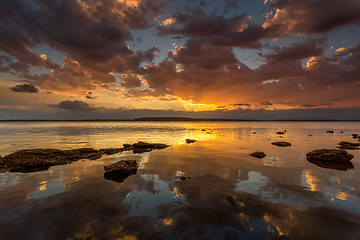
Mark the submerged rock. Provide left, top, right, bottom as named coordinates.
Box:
left=271, top=141, right=291, bottom=147
left=249, top=151, right=266, bottom=158
left=0, top=148, right=102, bottom=173
left=186, top=139, right=197, bottom=144
left=307, top=149, right=354, bottom=163
left=337, top=141, right=360, bottom=150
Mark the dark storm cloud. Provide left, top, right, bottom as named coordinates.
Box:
left=10, top=84, right=38, bottom=93
left=0, top=0, right=164, bottom=91
left=158, top=10, right=277, bottom=49
left=265, top=0, right=360, bottom=34
left=50, top=100, right=95, bottom=111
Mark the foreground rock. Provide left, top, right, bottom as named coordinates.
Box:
left=249, top=151, right=266, bottom=158
left=271, top=141, right=291, bottom=147
left=306, top=149, right=354, bottom=171
left=0, top=141, right=169, bottom=173
left=0, top=148, right=102, bottom=173
left=337, top=141, right=360, bottom=150
left=104, top=160, right=138, bottom=182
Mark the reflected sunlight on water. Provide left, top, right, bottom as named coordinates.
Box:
left=0, top=121, right=360, bottom=239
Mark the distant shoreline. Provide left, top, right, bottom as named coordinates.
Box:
left=1, top=117, right=360, bottom=122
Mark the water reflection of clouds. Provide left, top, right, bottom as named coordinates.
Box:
left=124, top=175, right=186, bottom=218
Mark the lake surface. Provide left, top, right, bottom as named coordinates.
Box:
left=1, top=121, right=360, bottom=240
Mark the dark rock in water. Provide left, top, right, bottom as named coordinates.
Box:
left=337, top=141, right=360, bottom=150
left=249, top=151, right=266, bottom=158
left=132, top=141, right=169, bottom=150
left=104, top=160, right=138, bottom=183
left=123, top=143, right=132, bottom=149
left=327, top=130, right=334, bottom=133
left=100, top=148, right=124, bottom=155
left=225, top=195, right=236, bottom=205
left=131, top=141, right=169, bottom=154
left=340, top=131, right=344, bottom=133
left=271, top=141, right=291, bottom=147
left=276, top=131, right=285, bottom=135
left=252, top=132, right=256, bottom=134
left=104, top=160, right=138, bottom=174
left=309, top=134, right=312, bottom=136
left=352, top=134, right=359, bottom=139
left=179, top=176, right=186, bottom=180
left=307, top=149, right=353, bottom=163
left=202, top=129, right=206, bottom=131
left=0, top=148, right=102, bottom=173
left=284, top=130, right=287, bottom=132
left=186, top=139, right=196, bottom=144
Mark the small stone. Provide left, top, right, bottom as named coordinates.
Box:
left=252, top=132, right=256, bottom=134
left=271, top=141, right=291, bottom=147
left=186, top=139, right=196, bottom=144
left=180, top=176, right=186, bottom=180
left=202, top=129, right=206, bottom=131
left=327, top=130, right=334, bottom=133
left=249, top=151, right=266, bottom=158
left=276, top=131, right=285, bottom=135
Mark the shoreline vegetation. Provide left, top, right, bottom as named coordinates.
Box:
left=1, top=117, right=360, bottom=122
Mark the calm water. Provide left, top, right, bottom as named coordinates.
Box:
left=1, top=121, right=360, bottom=240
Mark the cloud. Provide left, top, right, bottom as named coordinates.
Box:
left=264, top=0, right=360, bottom=34
left=158, top=10, right=276, bottom=49
left=10, top=84, right=38, bottom=93
left=50, top=100, right=95, bottom=111
left=0, top=0, right=163, bottom=92
left=120, top=73, right=142, bottom=88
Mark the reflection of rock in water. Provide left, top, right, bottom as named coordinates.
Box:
left=104, top=169, right=137, bottom=183
left=307, top=158, right=354, bottom=171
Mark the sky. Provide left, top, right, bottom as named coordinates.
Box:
left=0, top=0, right=360, bottom=120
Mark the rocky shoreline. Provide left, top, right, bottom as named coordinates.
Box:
left=0, top=142, right=169, bottom=173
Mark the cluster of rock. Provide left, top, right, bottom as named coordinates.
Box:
left=0, top=142, right=169, bottom=173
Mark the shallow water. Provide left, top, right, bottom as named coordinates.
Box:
left=1, top=121, right=360, bottom=239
